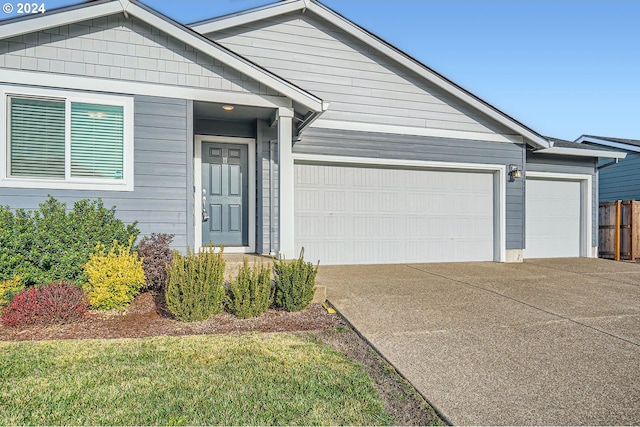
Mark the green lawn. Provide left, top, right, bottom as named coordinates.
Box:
left=0, top=333, right=394, bottom=426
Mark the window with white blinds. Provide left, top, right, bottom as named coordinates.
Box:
left=9, top=97, right=66, bottom=178
left=3, top=89, right=133, bottom=190
left=70, top=103, right=124, bottom=179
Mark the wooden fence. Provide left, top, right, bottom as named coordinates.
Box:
left=599, top=200, right=640, bottom=261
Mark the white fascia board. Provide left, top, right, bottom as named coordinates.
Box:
left=1, top=69, right=291, bottom=108
left=0, top=2, right=123, bottom=39
left=533, top=147, right=627, bottom=159
left=191, top=0, right=305, bottom=34
left=125, top=2, right=323, bottom=113
left=575, top=136, right=640, bottom=153
left=303, top=2, right=549, bottom=149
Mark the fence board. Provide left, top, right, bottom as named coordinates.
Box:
left=599, top=200, right=640, bottom=261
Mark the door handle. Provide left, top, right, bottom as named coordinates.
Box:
left=202, top=190, right=209, bottom=222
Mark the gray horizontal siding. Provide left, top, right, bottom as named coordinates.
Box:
left=0, top=15, right=273, bottom=95
left=597, top=153, right=640, bottom=201
left=208, top=13, right=513, bottom=137
left=295, top=127, right=525, bottom=250
left=526, top=153, right=598, bottom=247
left=0, top=95, right=191, bottom=251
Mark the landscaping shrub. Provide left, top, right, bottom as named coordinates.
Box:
left=137, top=233, right=174, bottom=292
left=273, top=248, right=318, bottom=312
left=227, top=258, right=273, bottom=319
left=0, top=196, right=139, bottom=286
left=165, top=249, right=226, bottom=322
left=1, top=281, right=88, bottom=327
left=0, top=276, right=24, bottom=307
left=82, top=237, right=145, bottom=310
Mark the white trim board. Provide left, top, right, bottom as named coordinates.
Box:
left=194, top=135, right=256, bottom=254
left=309, top=119, right=524, bottom=144
left=293, top=153, right=507, bottom=262
left=525, top=171, right=593, bottom=258
left=0, top=71, right=292, bottom=109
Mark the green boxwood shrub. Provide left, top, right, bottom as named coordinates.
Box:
left=273, top=248, right=318, bottom=312
left=227, top=258, right=273, bottom=319
left=165, top=249, right=226, bottom=322
left=0, top=196, right=139, bottom=286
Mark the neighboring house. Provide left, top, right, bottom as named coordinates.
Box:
left=575, top=135, right=640, bottom=202
left=0, top=0, right=624, bottom=264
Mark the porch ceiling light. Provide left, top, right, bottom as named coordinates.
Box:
left=222, top=105, right=235, bottom=111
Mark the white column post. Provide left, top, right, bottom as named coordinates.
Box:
left=277, top=107, right=295, bottom=259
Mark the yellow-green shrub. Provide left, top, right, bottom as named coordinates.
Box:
left=82, top=237, right=145, bottom=310
left=0, top=275, right=24, bottom=306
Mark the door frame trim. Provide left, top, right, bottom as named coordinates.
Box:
left=525, top=171, right=593, bottom=258
left=195, top=135, right=256, bottom=253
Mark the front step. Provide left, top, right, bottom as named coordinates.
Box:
left=221, top=253, right=326, bottom=304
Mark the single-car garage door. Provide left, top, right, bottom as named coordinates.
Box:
left=294, top=163, right=495, bottom=265
left=525, top=178, right=581, bottom=258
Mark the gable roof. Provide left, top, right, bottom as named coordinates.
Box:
left=0, top=0, right=326, bottom=114
left=191, top=0, right=551, bottom=149
left=575, top=135, right=640, bottom=154
left=535, top=137, right=626, bottom=159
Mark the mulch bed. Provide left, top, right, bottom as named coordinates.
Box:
left=0, top=292, right=343, bottom=342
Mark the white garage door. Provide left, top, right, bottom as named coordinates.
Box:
left=294, top=163, right=495, bottom=265
left=525, top=178, right=581, bottom=258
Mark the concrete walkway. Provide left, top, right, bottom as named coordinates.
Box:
left=318, top=258, right=640, bottom=425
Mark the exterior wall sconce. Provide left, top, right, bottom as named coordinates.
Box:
left=509, top=164, right=522, bottom=181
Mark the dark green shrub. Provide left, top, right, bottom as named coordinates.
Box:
left=1, top=280, right=88, bottom=327
left=0, top=196, right=139, bottom=286
left=165, top=249, right=226, bottom=322
left=137, top=233, right=174, bottom=292
left=273, top=248, right=318, bottom=312
left=227, top=258, right=273, bottom=319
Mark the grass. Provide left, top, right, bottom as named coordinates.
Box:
left=0, top=333, right=394, bottom=426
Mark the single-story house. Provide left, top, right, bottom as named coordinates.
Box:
left=0, top=0, right=625, bottom=264
left=575, top=135, right=640, bottom=202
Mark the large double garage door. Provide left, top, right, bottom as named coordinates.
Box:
left=294, top=162, right=496, bottom=265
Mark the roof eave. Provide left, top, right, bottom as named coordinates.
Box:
left=0, top=1, right=122, bottom=39
left=190, top=0, right=305, bottom=34
left=533, top=147, right=627, bottom=159
left=575, top=135, right=640, bottom=154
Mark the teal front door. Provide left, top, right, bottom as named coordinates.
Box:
left=201, top=142, right=249, bottom=246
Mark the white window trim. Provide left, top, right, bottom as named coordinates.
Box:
left=1, top=86, right=134, bottom=191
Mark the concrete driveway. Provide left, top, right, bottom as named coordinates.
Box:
left=317, top=258, right=640, bottom=425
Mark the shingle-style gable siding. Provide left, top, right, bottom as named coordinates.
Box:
left=207, top=13, right=514, bottom=137
left=0, top=15, right=275, bottom=94
left=598, top=153, right=640, bottom=202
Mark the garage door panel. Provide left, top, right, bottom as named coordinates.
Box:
left=294, top=163, right=495, bottom=265
left=525, top=179, right=581, bottom=258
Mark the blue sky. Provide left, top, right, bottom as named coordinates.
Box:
left=2, top=0, right=638, bottom=141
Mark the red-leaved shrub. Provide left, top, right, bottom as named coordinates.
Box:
left=137, top=233, right=174, bottom=292
left=1, top=281, right=88, bottom=327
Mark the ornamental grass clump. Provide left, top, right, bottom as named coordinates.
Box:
left=227, top=258, right=273, bottom=319
left=165, top=249, right=226, bottom=322
left=273, top=248, right=318, bottom=312
left=82, top=237, right=145, bottom=310
left=1, top=281, right=88, bottom=327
